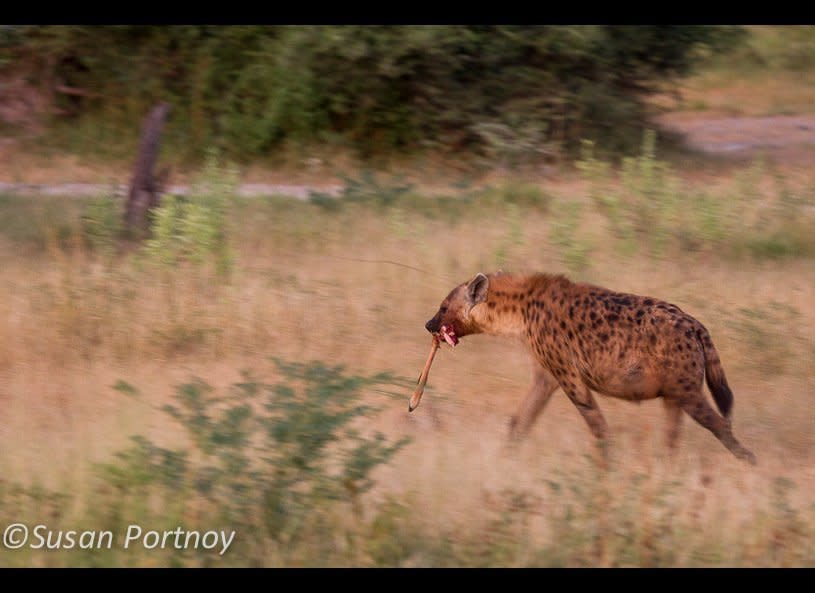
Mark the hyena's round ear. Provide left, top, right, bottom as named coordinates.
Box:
left=467, top=273, right=489, bottom=305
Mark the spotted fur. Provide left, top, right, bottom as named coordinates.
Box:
left=424, top=272, right=756, bottom=464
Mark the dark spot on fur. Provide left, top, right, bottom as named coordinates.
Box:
left=607, top=313, right=619, bottom=323
left=644, top=299, right=654, bottom=306
left=589, top=311, right=597, bottom=321
left=599, top=332, right=609, bottom=343
left=649, top=334, right=657, bottom=345
left=636, top=309, right=645, bottom=318
left=488, top=301, right=496, bottom=309
left=560, top=321, right=566, bottom=330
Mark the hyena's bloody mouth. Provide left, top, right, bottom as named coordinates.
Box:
left=439, top=324, right=459, bottom=347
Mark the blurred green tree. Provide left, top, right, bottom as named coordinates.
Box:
left=1, top=25, right=744, bottom=159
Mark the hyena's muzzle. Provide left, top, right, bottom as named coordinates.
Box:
left=425, top=314, right=459, bottom=347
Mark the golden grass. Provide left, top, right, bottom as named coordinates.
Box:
left=1, top=167, right=814, bottom=566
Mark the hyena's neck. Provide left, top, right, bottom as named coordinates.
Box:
left=470, top=273, right=569, bottom=338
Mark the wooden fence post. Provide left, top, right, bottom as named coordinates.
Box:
left=124, top=102, right=171, bottom=235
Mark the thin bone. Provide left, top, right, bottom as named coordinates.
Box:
left=409, top=335, right=440, bottom=412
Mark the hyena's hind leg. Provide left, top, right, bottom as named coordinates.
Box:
left=509, top=365, right=560, bottom=440
left=674, top=392, right=757, bottom=465
left=663, top=398, right=683, bottom=451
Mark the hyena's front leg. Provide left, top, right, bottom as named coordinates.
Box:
left=559, top=373, right=609, bottom=441
left=560, top=374, right=611, bottom=467
left=509, top=364, right=560, bottom=440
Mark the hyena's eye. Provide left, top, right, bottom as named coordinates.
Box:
left=439, top=306, right=448, bottom=315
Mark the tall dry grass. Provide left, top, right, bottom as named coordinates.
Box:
left=0, top=158, right=814, bottom=566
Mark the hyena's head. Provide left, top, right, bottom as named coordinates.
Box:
left=425, top=273, right=489, bottom=347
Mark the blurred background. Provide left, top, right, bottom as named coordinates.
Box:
left=0, top=25, right=814, bottom=567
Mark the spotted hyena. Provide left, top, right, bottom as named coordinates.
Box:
left=424, top=271, right=756, bottom=464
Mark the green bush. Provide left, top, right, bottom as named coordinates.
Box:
left=2, top=25, right=743, bottom=159
left=144, top=148, right=237, bottom=277
left=99, top=360, right=411, bottom=560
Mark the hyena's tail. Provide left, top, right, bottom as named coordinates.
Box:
left=697, top=326, right=733, bottom=419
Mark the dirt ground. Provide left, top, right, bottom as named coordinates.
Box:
left=657, top=113, right=815, bottom=163
left=3, top=113, right=815, bottom=192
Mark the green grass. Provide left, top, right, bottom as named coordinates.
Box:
left=0, top=193, right=84, bottom=253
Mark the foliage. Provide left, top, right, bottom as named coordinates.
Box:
left=99, top=360, right=411, bottom=553
left=143, top=148, right=237, bottom=276
left=576, top=131, right=815, bottom=260
left=709, top=25, right=815, bottom=72
left=1, top=25, right=744, bottom=159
